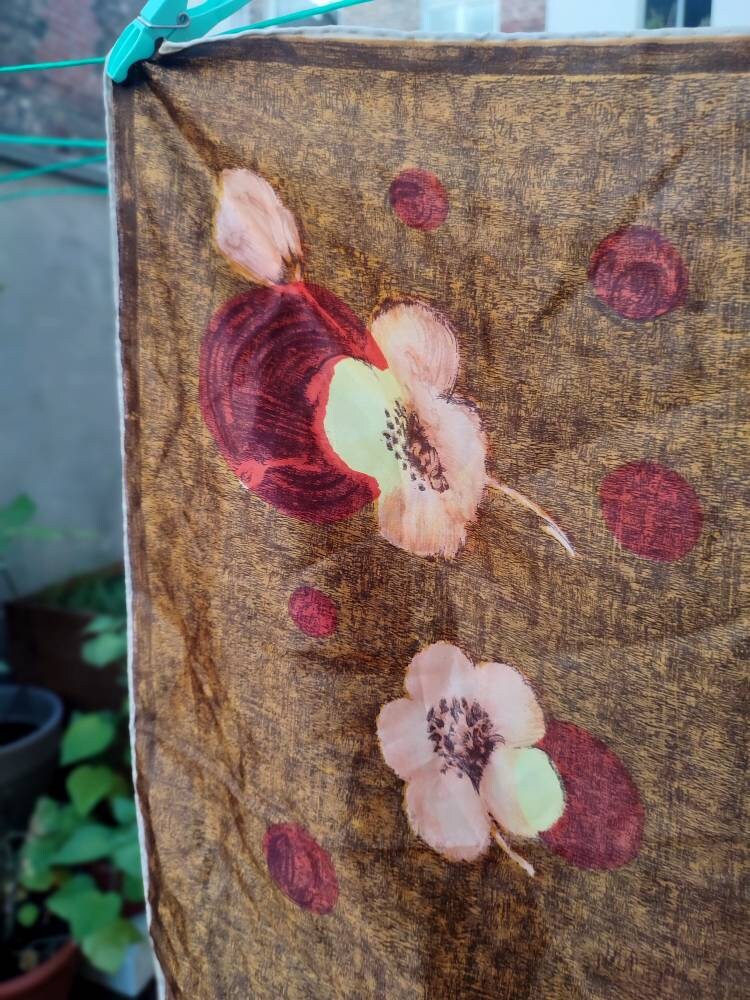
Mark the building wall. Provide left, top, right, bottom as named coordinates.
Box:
left=501, top=0, right=546, bottom=32
left=341, top=1, right=545, bottom=32
left=0, top=169, right=123, bottom=598
left=546, top=0, right=641, bottom=32
left=711, top=0, right=750, bottom=26
left=339, top=0, right=421, bottom=30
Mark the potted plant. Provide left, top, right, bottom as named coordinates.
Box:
left=9, top=706, right=152, bottom=997
left=0, top=684, right=63, bottom=838
left=0, top=831, right=78, bottom=1000
left=1, top=494, right=126, bottom=711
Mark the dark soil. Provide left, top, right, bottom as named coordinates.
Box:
left=0, top=721, right=37, bottom=746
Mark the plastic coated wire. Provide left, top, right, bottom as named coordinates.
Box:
left=0, top=135, right=107, bottom=148
left=0, top=155, right=107, bottom=185
left=0, top=57, right=105, bottom=73
left=0, top=0, right=373, bottom=72
left=0, top=0, right=372, bottom=152
left=223, top=0, right=372, bottom=33
left=0, top=186, right=108, bottom=203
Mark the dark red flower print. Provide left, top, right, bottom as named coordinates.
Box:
left=588, top=226, right=687, bottom=320
left=538, top=721, right=644, bottom=870
left=389, top=169, right=449, bottom=232
left=600, top=461, right=703, bottom=562
left=288, top=586, right=338, bottom=638
left=263, top=823, right=339, bottom=915
left=199, top=282, right=386, bottom=524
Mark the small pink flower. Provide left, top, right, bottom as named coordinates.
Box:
left=377, top=643, right=565, bottom=874
left=216, top=169, right=302, bottom=285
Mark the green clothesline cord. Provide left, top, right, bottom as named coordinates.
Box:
left=0, top=134, right=107, bottom=148
left=0, top=0, right=371, bottom=74
left=0, top=155, right=107, bottom=185
left=0, top=185, right=108, bottom=204
left=224, top=0, right=372, bottom=33
left=0, top=0, right=372, bottom=153
left=0, top=56, right=104, bottom=73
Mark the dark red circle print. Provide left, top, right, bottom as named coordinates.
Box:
left=600, top=461, right=703, bottom=562
left=389, top=169, right=449, bottom=231
left=263, top=823, right=339, bottom=914
left=588, top=226, right=687, bottom=320
left=539, top=721, right=644, bottom=870
left=288, top=586, right=338, bottom=637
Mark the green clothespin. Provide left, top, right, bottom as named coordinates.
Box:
left=106, top=0, right=251, bottom=83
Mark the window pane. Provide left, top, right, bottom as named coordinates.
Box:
left=685, top=0, right=712, bottom=27
left=463, top=2, right=497, bottom=33
left=644, top=0, right=676, bottom=28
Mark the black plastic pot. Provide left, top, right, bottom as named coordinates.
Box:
left=0, top=685, right=63, bottom=834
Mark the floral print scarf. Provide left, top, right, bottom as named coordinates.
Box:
left=111, top=30, right=749, bottom=999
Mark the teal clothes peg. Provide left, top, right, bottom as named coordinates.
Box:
left=106, top=0, right=251, bottom=83
left=105, top=0, right=375, bottom=83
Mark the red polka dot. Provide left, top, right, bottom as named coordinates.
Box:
left=263, top=823, right=339, bottom=914
left=289, top=586, right=338, bottom=637
left=588, top=226, right=687, bottom=320
left=539, top=721, right=644, bottom=870
left=389, top=169, right=448, bottom=231
left=600, top=461, right=703, bottom=562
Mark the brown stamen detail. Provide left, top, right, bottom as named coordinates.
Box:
left=382, top=401, right=450, bottom=493
left=404, top=409, right=449, bottom=493
left=426, top=697, right=503, bottom=790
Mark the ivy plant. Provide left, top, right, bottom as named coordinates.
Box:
left=17, top=708, right=144, bottom=975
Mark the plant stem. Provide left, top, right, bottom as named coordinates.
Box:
left=492, top=826, right=535, bottom=877
left=487, top=478, right=576, bottom=558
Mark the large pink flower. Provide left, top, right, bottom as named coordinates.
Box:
left=200, top=169, right=574, bottom=557
left=317, top=302, right=487, bottom=557
left=377, top=643, right=565, bottom=874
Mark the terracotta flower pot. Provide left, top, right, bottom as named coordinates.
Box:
left=0, top=941, right=78, bottom=1000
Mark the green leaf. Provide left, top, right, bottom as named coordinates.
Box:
left=82, top=630, right=127, bottom=667
left=112, top=835, right=142, bottom=879
left=84, top=614, right=127, bottom=636
left=28, top=797, right=63, bottom=836
left=48, top=879, right=121, bottom=940
left=0, top=495, right=35, bottom=537
left=122, top=873, right=145, bottom=904
left=60, top=713, right=116, bottom=765
left=67, top=765, right=119, bottom=816
left=17, top=902, right=39, bottom=927
left=110, top=796, right=136, bottom=826
left=20, top=835, right=59, bottom=891
left=81, top=918, right=141, bottom=975
left=52, top=823, right=117, bottom=864
left=47, top=872, right=96, bottom=901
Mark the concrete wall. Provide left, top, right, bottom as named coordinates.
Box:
left=0, top=166, right=123, bottom=598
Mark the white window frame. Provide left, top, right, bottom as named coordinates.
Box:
left=421, top=0, right=500, bottom=34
